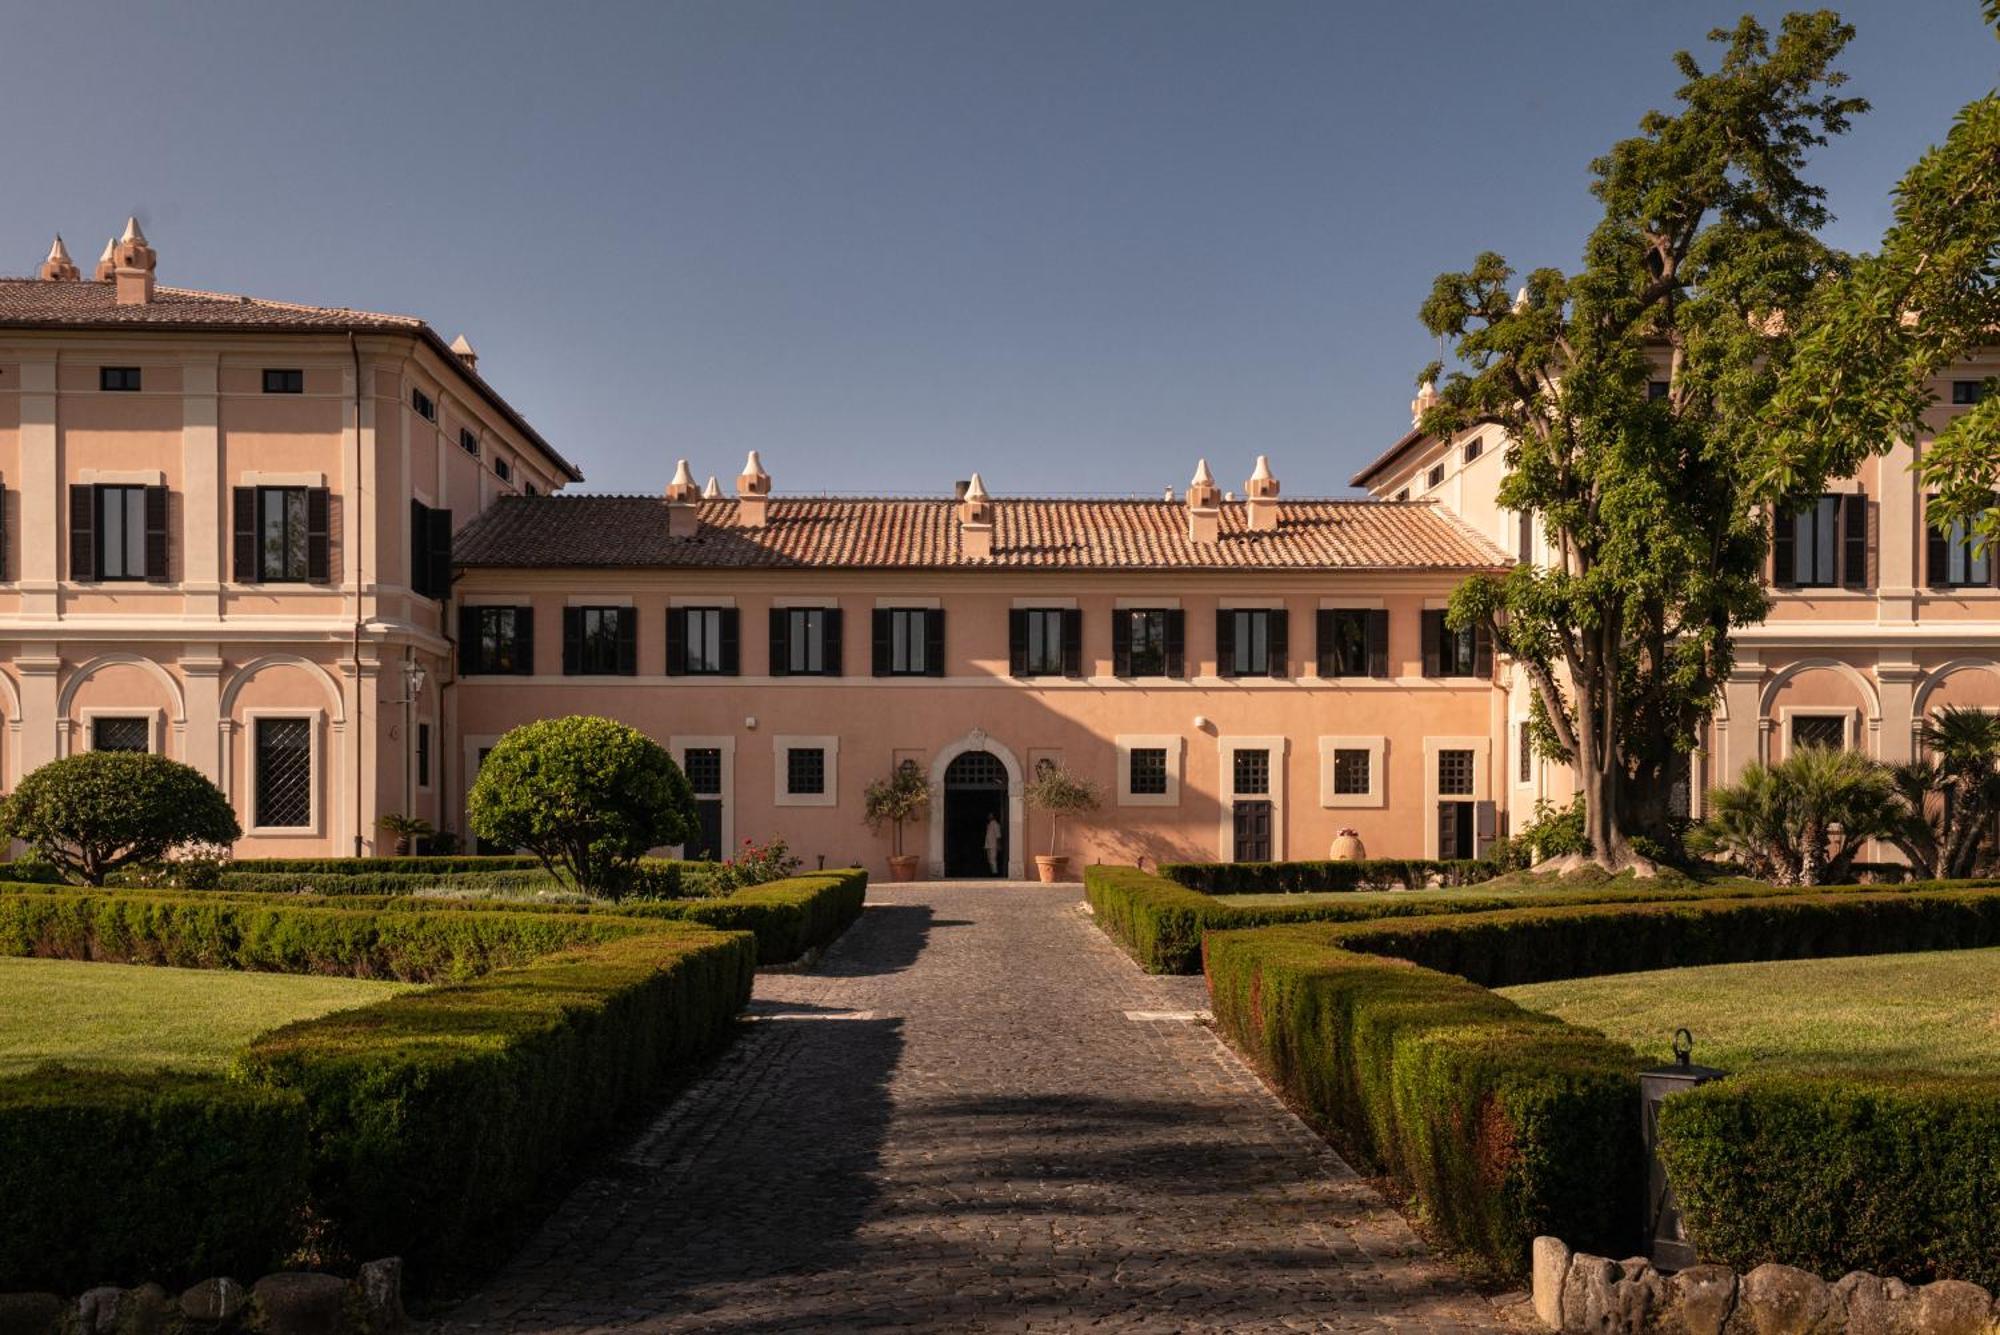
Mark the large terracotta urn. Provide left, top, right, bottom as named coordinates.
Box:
left=1329, top=829, right=1366, bottom=861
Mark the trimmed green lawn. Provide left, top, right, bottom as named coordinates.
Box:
left=1499, top=947, right=2000, bottom=1076
left=0, top=957, right=416, bottom=1075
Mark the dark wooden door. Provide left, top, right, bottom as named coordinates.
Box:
left=1438, top=800, right=1476, bottom=859
left=1233, top=799, right=1272, bottom=862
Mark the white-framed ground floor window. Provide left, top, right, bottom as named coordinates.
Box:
left=243, top=710, right=321, bottom=836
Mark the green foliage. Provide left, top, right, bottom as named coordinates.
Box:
left=207, top=867, right=571, bottom=897
left=0, top=1069, right=308, bottom=1291
left=1162, top=858, right=1497, bottom=895
left=1698, top=746, right=1899, bottom=885
left=1421, top=14, right=1864, bottom=868
left=708, top=836, right=804, bottom=892
left=1884, top=707, right=2000, bottom=879
left=1023, top=764, right=1102, bottom=857
left=466, top=716, right=698, bottom=897
left=0, top=753, right=241, bottom=885
left=862, top=763, right=933, bottom=856
left=1659, top=1074, right=2000, bottom=1288
left=377, top=812, right=436, bottom=853
left=658, top=869, right=867, bottom=963
left=231, top=855, right=547, bottom=874
left=1514, top=798, right=1591, bottom=865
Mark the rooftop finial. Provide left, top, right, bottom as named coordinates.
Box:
left=120, top=216, right=146, bottom=245
left=449, top=334, right=478, bottom=371
left=94, top=237, right=116, bottom=282
left=1411, top=379, right=1439, bottom=428
left=1191, top=458, right=1215, bottom=489
left=702, top=475, right=721, bottom=499
left=1513, top=285, right=1530, bottom=313
left=736, top=450, right=772, bottom=525
left=964, top=472, right=989, bottom=501
left=38, top=235, right=78, bottom=282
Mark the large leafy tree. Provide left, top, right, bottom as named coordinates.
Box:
left=1420, top=13, right=1865, bottom=871
left=0, top=752, right=241, bottom=885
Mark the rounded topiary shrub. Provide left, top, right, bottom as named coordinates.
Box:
left=467, top=715, right=698, bottom=898
left=0, top=751, right=241, bottom=885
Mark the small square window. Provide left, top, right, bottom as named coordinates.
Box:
left=494, top=456, right=513, bottom=482
left=1233, top=749, right=1271, bottom=796
left=1951, top=380, right=1986, bottom=406
left=523, top=482, right=538, bottom=496
left=786, top=747, right=826, bottom=796
left=459, top=428, right=480, bottom=457
left=1462, top=437, right=1482, bottom=464
left=1427, top=463, right=1446, bottom=489
left=1648, top=379, right=1671, bottom=402
left=92, top=716, right=151, bottom=753
left=1438, top=749, right=1476, bottom=796
left=411, top=388, right=436, bottom=421
left=684, top=748, right=724, bottom=796
left=1129, top=747, right=1168, bottom=796
left=263, top=369, right=304, bottom=394
left=1332, top=749, right=1370, bottom=795
left=100, top=366, right=141, bottom=392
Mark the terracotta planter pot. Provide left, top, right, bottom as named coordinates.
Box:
left=1034, top=854, right=1071, bottom=884
left=887, top=854, right=921, bottom=882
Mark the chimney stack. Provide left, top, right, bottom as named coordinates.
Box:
left=111, top=217, right=156, bottom=305
left=665, top=458, right=702, bottom=538
left=1410, top=379, right=1439, bottom=429
left=449, top=334, right=479, bottom=373
left=38, top=236, right=78, bottom=282
left=1186, top=459, right=1220, bottom=544
left=958, top=473, right=995, bottom=560
left=736, top=450, right=772, bottom=528
left=1245, top=455, right=1280, bottom=532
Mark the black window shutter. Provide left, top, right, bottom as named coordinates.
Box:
left=1473, top=623, right=1494, bottom=678
left=514, top=606, right=535, bottom=675
left=1215, top=609, right=1236, bottom=679
left=232, top=487, right=256, bottom=582
left=1368, top=609, right=1390, bottom=678
left=824, top=607, right=844, bottom=676
left=666, top=608, right=686, bottom=675
left=1925, top=497, right=1950, bottom=588
left=1773, top=508, right=1798, bottom=587
left=458, top=605, right=478, bottom=675
left=69, top=484, right=95, bottom=582
left=143, top=484, right=170, bottom=582
left=1164, top=609, right=1186, bottom=678
left=1421, top=610, right=1443, bottom=678
left=1315, top=609, right=1335, bottom=676
left=428, top=508, right=453, bottom=599
left=1267, top=609, right=1289, bottom=679
left=409, top=500, right=428, bottom=597
left=769, top=607, right=791, bottom=676
left=1008, top=609, right=1029, bottom=676
left=1111, top=610, right=1133, bottom=677
left=616, top=607, right=638, bottom=675
left=1061, top=608, right=1083, bottom=678
left=871, top=609, right=891, bottom=676
left=306, top=488, right=331, bottom=583
left=562, top=607, right=582, bottom=674
left=923, top=609, right=945, bottom=677
left=1842, top=494, right=1867, bottom=589
left=0, top=484, right=8, bottom=581
left=720, top=608, right=741, bottom=675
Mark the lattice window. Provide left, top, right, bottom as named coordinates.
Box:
left=92, top=716, right=150, bottom=753
left=1791, top=715, right=1847, bottom=752
left=946, top=750, right=1007, bottom=789
left=1333, top=749, right=1370, bottom=795
left=1128, top=748, right=1168, bottom=796
left=786, top=747, right=826, bottom=796
left=1233, top=749, right=1271, bottom=796
left=1438, top=749, right=1476, bottom=796
left=684, top=747, right=724, bottom=796
left=255, top=718, right=313, bottom=828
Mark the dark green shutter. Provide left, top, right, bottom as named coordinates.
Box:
left=1368, top=609, right=1390, bottom=678
left=1008, top=609, right=1029, bottom=676
left=562, top=607, right=582, bottom=674
left=769, top=607, right=791, bottom=676
left=923, top=609, right=944, bottom=677
left=144, top=484, right=170, bottom=581
left=306, top=488, right=331, bottom=583
left=1061, top=608, right=1083, bottom=678
left=1422, top=610, right=1442, bottom=678
left=1267, top=609, right=1288, bottom=679
left=824, top=607, right=844, bottom=676
left=1842, top=494, right=1867, bottom=589
left=1164, top=610, right=1185, bottom=678
left=232, top=488, right=257, bottom=581
left=719, top=608, right=741, bottom=675
left=1215, top=609, right=1236, bottom=679
left=69, top=485, right=95, bottom=581
left=514, top=607, right=535, bottom=675
left=1111, top=610, right=1133, bottom=677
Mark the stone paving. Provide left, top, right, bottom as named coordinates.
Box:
left=439, top=882, right=1509, bottom=1334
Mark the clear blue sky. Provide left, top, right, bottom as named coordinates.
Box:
left=2, top=1, right=1991, bottom=496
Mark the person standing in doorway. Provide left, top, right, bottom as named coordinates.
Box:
left=984, top=813, right=1002, bottom=876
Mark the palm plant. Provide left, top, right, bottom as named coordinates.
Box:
left=1699, top=746, right=1899, bottom=886
left=1886, top=707, right=2000, bottom=879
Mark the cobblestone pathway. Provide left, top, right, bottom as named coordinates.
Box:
left=440, top=883, right=1506, bottom=1334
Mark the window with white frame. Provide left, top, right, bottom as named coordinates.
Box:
left=1437, top=748, right=1476, bottom=796
left=254, top=717, right=313, bottom=829
left=1115, top=735, right=1182, bottom=807
left=773, top=735, right=838, bottom=807
left=1318, top=736, right=1385, bottom=808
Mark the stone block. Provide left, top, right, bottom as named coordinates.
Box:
left=1613, top=1258, right=1668, bottom=1333
left=1913, top=1280, right=1994, bottom=1335
left=77, top=1287, right=125, bottom=1335
left=1733, top=1263, right=1834, bottom=1335
left=1836, top=1272, right=1920, bottom=1335
left=250, top=1274, right=348, bottom=1335
left=180, top=1278, right=248, bottom=1324
left=1674, top=1266, right=1739, bottom=1335
left=353, top=1260, right=404, bottom=1333
left=1563, top=1252, right=1622, bottom=1333
left=1533, top=1236, right=1572, bottom=1330
left=0, top=1293, right=64, bottom=1335
left=123, top=1284, right=170, bottom=1335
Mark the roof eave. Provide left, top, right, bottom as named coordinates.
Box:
left=1348, top=425, right=1432, bottom=490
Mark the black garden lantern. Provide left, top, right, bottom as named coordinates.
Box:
left=1640, top=1028, right=1727, bottom=1270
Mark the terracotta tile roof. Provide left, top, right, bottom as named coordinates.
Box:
left=455, top=494, right=1511, bottom=573
left=0, top=278, right=583, bottom=481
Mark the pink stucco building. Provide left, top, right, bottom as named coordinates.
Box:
left=2, top=227, right=1994, bottom=875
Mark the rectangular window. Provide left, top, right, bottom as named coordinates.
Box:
left=1128, top=747, right=1169, bottom=796
left=684, top=607, right=727, bottom=674
left=777, top=607, right=831, bottom=675
left=1223, top=609, right=1273, bottom=677
left=1233, top=748, right=1271, bottom=796
left=1462, top=437, right=1482, bottom=463
left=876, top=608, right=939, bottom=676
left=459, top=427, right=480, bottom=457
left=1427, top=463, right=1446, bottom=489
left=408, top=500, right=453, bottom=600
left=1791, top=715, right=1847, bottom=752
left=1952, top=380, right=1986, bottom=405
left=1423, top=610, right=1486, bottom=677
left=1928, top=495, right=1994, bottom=588
left=411, top=388, right=436, bottom=421
left=1120, top=609, right=1171, bottom=677
left=464, top=605, right=531, bottom=675
left=1782, top=495, right=1842, bottom=587
left=1518, top=720, right=1533, bottom=783
left=257, top=486, right=312, bottom=582
left=1648, top=379, right=1671, bottom=402
left=566, top=606, right=630, bottom=675
left=254, top=717, right=313, bottom=829
left=95, top=485, right=149, bottom=581
left=262, top=368, right=304, bottom=394
left=1332, top=748, right=1371, bottom=796
left=523, top=482, right=538, bottom=496
left=1438, top=748, right=1476, bottom=797
left=786, top=747, right=826, bottom=796
left=1316, top=608, right=1385, bottom=678
left=99, top=366, right=141, bottom=392
left=416, top=722, right=431, bottom=788
left=494, top=456, right=513, bottom=482
left=1020, top=608, right=1066, bottom=676
left=684, top=747, right=724, bottom=796
left=91, top=716, right=150, bottom=753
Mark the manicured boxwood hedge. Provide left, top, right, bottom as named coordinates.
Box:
left=1162, top=857, right=1497, bottom=894
left=230, top=855, right=548, bottom=875
left=211, top=867, right=570, bottom=897
left=0, top=1069, right=309, bottom=1293
left=1203, top=886, right=2000, bottom=1282
left=0, top=892, right=757, bottom=1292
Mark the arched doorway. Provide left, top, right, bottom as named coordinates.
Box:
left=943, top=749, right=1009, bottom=878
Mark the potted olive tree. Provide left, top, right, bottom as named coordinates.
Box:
left=1024, top=763, right=1102, bottom=883
left=863, top=762, right=932, bottom=881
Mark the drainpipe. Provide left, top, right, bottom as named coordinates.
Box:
left=349, top=333, right=366, bottom=856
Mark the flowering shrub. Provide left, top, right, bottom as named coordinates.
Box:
left=718, top=837, right=803, bottom=891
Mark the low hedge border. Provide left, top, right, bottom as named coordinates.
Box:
left=1086, top=864, right=2000, bottom=974
left=1203, top=887, right=2000, bottom=1286
left=0, top=892, right=757, bottom=1294
left=1162, top=857, right=1498, bottom=894
left=203, top=857, right=729, bottom=899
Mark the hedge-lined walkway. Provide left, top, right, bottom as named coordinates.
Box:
left=440, top=884, right=1504, bottom=1333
